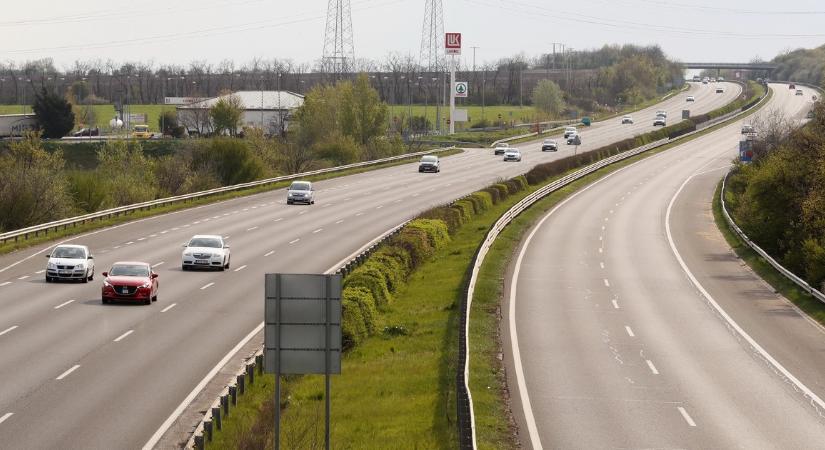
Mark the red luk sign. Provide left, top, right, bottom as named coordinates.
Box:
left=445, top=33, right=461, bottom=55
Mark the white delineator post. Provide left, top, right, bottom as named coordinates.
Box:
left=450, top=55, right=456, bottom=135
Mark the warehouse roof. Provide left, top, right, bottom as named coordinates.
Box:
left=178, top=91, right=304, bottom=111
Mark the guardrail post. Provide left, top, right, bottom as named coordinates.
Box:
left=194, top=434, right=204, bottom=450
left=237, top=374, right=245, bottom=394
left=255, top=354, right=263, bottom=375
left=221, top=394, right=229, bottom=417
left=212, top=407, right=222, bottom=431
left=203, top=420, right=213, bottom=442
left=247, top=363, right=254, bottom=385
left=229, top=385, right=237, bottom=406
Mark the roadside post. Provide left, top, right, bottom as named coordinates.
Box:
left=264, top=273, right=342, bottom=450
left=446, top=32, right=462, bottom=135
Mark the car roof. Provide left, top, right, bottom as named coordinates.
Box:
left=190, top=234, right=223, bottom=239
left=54, top=244, right=88, bottom=249
left=110, top=261, right=151, bottom=267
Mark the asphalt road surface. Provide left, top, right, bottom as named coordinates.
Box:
left=0, top=82, right=740, bottom=449
left=505, top=84, right=825, bottom=448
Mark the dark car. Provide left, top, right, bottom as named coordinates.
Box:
left=72, top=127, right=100, bottom=137
left=789, top=83, right=796, bottom=90
left=418, top=155, right=440, bottom=172
left=566, top=134, right=581, bottom=145
left=541, top=139, right=558, bottom=152
left=101, top=262, right=158, bottom=305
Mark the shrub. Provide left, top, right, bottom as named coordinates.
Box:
left=406, top=219, right=450, bottom=251
left=344, top=262, right=393, bottom=307
left=451, top=201, right=474, bottom=223
left=481, top=186, right=501, bottom=204
left=491, top=183, right=509, bottom=199
left=393, top=227, right=436, bottom=268
left=341, top=286, right=378, bottom=350
left=470, top=191, right=493, bottom=212
left=191, top=138, right=265, bottom=186
left=419, top=205, right=465, bottom=234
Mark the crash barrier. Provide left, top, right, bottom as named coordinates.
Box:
left=0, top=147, right=455, bottom=245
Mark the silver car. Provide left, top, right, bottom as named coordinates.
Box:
left=286, top=181, right=315, bottom=205
left=181, top=235, right=231, bottom=271
left=503, top=148, right=522, bottom=162
left=45, top=244, right=95, bottom=282
left=418, top=155, right=440, bottom=173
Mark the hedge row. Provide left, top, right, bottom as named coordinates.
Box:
left=340, top=174, right=531, bottom=350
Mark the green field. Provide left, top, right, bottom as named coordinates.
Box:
left=0, top=104, right=177, bottom=132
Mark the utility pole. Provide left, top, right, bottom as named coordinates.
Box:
left=470, top=46, right=479, bottom=72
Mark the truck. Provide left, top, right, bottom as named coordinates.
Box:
left=0, top=114, right=38, bottom=138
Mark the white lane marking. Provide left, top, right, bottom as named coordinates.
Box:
left=299, top=211, right=307, bottom=215
left=356, top=212, right=364, bottom=216
left=677, top=407, right=697, bottom=427
left=600, top=262, right=605, bottom=269
left=394, top=199, right=403, bottom=203
left=54, top=299, right=75, bottom=309
left=233, top=265, right=247, bottom=272
left=376, top=205, right=383, bottom=209
left=604, top=217, right=609, bottom=222
left=161, top=230, right=169, bottom=234
left=150, top=234, right=158, bottom=238
left=0, top=282, right=11, bottom=287
left=412, top=193, right=420, bottom=197
left=161, top=303, right=177, bottom=313
left=289, top=238, right=300, bottom=245
left=264, top=251, right=275, bottom=257
left=646, top=360, right=660, bottom=375
left=113, top=246, right=121, bottom=249
left=114, top=330, right=134, bottom=342
left=599, top=236, right=603, bottom=241
left=609, top=209, right=614, bottom=214
left=172, top=227, right=179, bottom=231
left=601, top=225, right=605, bottom=231
left=200, top=282, right=214, bottom=290
left=246, top=226, right=259, bottom=231
left=0, top=326, right=19, bottom=336
left=665, top=164, right=825, bottom=413
left=625, top=326, right=635, bottom=337
left=313, top=228, right=323, bottom=234
left=153, top=261, right=165, bottom=268
left=183, top=224, right=190, bottom=228
left=335, top=220, right=344, bottom=224
left=604, top=279, right=610, bottom=287
left=35, top=270, right=45, bottom=274
left=612, top=299, right=620, bottom=309
left=193, top=221, right=201, bottom=224
left=17, top=275, right=29, bottom=280
left=344, top=197, right=352, bottom=201
left=598, top=248, right=603, bottom=253
left=137, top=237, right=146, bottom=241
left=143, top=322, right=265, bottom=450
left=125, top=241, right=134, bottom=245
left=273, top=218, right=283, bottom=222
left=224, top=235, right=230, bottom=239
left=0, top=413, right=12, bottom=425
left=56, top=364, right=81, bottom=380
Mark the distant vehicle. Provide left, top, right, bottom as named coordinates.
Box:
left=702, top=79, right=709, bottom=84
left=789, top=83, right=796, bottom=90
left=72, top=127, right=100, bottom=137
left=131, top=124, right=152, bottom=139
left=795, top=89, right=804, bottom=96
left=563, top=126, right=577, bottom=138
left=181, top=235, right=231, bottom=271
left=541, top=139, right=558, bottom=151
left=503, top=148, right=522, bottom=162
left=718, top=76, right=725, bottom=81
left=101, top=262, right=158, bottom=305
left=692, top=75, right=701, bottom=82
left=710, top=77, right=717, bottom=83
left=0, top=113, right=37, bottom=138
left=582, top=117, right=592, bottom=126
left=653, top=117, right=666, bottom=127
left=566, top=133, right=581, bottom=145
left=741, top=124, right=755, bottom=134
left=715, top=87, right=725, bottom=94
left=45, top=244, right=95, bottom=283
left=494, top=142, right=510, bottom=155
left=286, top=181, right=315, bottom=205
left=621, top=115, right=634, bottom=124
left=686, top=95, right=695, bottom=102
left=418, top=155, right=440, bottom=173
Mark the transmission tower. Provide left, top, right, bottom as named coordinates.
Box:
left=419, top=0, right=445, bottom=72
left=323, top=0, right=355, bottom=75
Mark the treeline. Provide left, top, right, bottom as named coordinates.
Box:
left=770, top=45, right=825, bottom=86
left=727, top=101, right=825, bottom=290
left=1, top=44, right=682, bottom=111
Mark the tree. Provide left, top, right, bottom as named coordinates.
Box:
left=531, top=80, right=565, bottom=117
left=210, top=93, right=244, bottom=136
left=32, top=87, right=75, bottom=138
left=96, top=140, right=157, bottom=206
left=158, top=110, right=185, bottom=137
left=339, top=73, right=388, bottom=145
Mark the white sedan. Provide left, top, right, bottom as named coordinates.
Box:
left=45, top=244, right=95, bottom=282
left=181, top=235, right=231, bottom=271
left=503, top=148, right=522, bottom=162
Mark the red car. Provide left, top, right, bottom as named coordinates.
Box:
left=101, top=262, right=159, bottom=305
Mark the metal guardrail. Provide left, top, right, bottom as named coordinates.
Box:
left=459, top=80, right=773, bottom=448
left=0, top=147, right=454, bottom=245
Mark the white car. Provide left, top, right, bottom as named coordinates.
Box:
left=182, top=235, right=231, bottom=271
left=656, top=110, right=667, bottom=118
left=494, top=142, right=509, bottom=155
left=653, top=117, right=667, bottom=127
left=286, top=181, right=315, bottom=205
left=503, top=148, right=522, bottom=162
left=45, top=244, right=95, bottom=282
left=621, top=115, right=633, bottom=124
left=563, top=126, right=577, bottom=138
left=686, top=95, right=695, bottom=102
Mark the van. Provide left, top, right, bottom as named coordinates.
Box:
left=563, top=126, right=577, bottom=138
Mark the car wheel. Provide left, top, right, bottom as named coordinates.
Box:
left=88, top=270, right=94, bottom=281
left=224, top=257, right=230, bottom=270
left=45, top=276, right=51, bottom=283
left=102, top=297, right=108, bottom=304
left=152, top=294, right=157, bottom=302
left=287, top=200, right=293, bottom=205
left=81, top=271, right=89, bottom=283
left=311, top=200, right=315, bottom=205
left=144, top=297, right=151, bottom=305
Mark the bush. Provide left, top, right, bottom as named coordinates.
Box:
left=469, top=191, right=493, bottom=212
left=481, top=186, right=502, bottom=205
left=491, top=183, right=509, bottom=199
left=341, top=286, right=378, bottom=350
left=345, top=263, right=393, bottom=307
left=406, top=219, right=450, bottom=251
left=419, top=205, right=465, bottom=234
left=191, top=138, right=265, bottom=186
left=393, top=226, right=436, bottom=268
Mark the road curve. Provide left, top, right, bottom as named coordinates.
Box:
left=505, top=84, right=824, bottom=448
left=0, top=82, right=739, bottom=449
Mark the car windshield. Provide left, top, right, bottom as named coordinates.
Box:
left=544, top=140, right=553, bottom=144
left=109, top=264, right=149, bottom=277
left=188, top=237, right=223, bottom=248
left=290, top=182, right=311, bottom=191
left=421, top=156, right=437, bottom=162
left=51, top=247, right=86, bottom=259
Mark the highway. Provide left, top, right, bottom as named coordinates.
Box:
left=0, top=82, right=739, bottom=449
left=505, top=84, right=825, bottom=448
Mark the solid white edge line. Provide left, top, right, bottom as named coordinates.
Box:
left=0, top=412, right=12, bottom=425
left=665, top=166, right=825, bottom=413
left=509, top=153, right=664, bottom=450
left=56, top=364, right=80, bottom=380
left=114, top=330, right=135, bottom=342
left=160, top=303, right=177, bottom=313
left=0, top=325, right=18, bottom=336
left=646, top=359, right=660, bottom=375
left=145, top=222, right=407, bottom=449
left=677, top=406, right=697, bottom=427
left=141, top=322, right=265, bottom=450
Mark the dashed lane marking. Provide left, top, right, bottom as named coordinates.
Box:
left=234, top=265, right=247, bottom=272
left=161, top=303, right=177, bottom=313
left=114, top=330, right=134, bottom=342
left=0, top=326, right=18, bottom=337
left=625, top=326, right=635, bottom=337
left=677, top=407, right=697, bottom=427
left=200, top=282, right=214, bottom=290
left=56, top=364, right=80, bottom=380
left=54, top=299, right=75, bottom=309
left=646, top=360, right=660, bottom=375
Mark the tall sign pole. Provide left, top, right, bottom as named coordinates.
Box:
left=445, top=32, right=461, bottom=135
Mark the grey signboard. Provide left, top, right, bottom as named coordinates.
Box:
left=264, top=273, right=342, bottom=375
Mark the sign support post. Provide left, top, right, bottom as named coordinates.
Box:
left=445, top=32, right=462, bottom=135
left=450, top=57, right=456, bottom=135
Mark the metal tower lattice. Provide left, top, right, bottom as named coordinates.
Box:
left=420, top=0, right=445, bottom=72
left=323, top=0, right=355, bottom=74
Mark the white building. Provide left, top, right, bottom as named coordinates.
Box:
left=177, top=91, right=304, bottom=136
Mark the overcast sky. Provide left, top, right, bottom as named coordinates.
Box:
left=2, top=0, right=824, bottom=70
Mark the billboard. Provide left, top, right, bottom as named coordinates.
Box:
left=445, top=33, right=461, bottom=55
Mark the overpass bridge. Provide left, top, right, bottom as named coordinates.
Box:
left=682, top=62, right=778, bottom=72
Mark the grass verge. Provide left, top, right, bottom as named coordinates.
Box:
left=0, top=148, right=463, bottom=256
left=713, top=182, right=825, bottom=326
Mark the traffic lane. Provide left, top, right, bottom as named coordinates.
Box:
left=510, top=86, right=825, bottom=447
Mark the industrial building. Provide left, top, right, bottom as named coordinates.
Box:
left=176, top=91, right=304, bottom=136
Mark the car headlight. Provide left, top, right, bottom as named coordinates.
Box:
left=104, top=279, right=112, bottom=287
left=183, top=252, right=192, bottom=257
left=47, top=262, right=57, bottom=269
left=140, top=281, right=151, bottom=288
left=75, top=263, right=85, bottom=270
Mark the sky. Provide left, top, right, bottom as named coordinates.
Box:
left=1, top=0, right=824, bottom=70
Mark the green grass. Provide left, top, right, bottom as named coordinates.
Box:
left=208, top=371, right=278, bottom=449
left=713, top=182, right=825, bottom=326
left=0, top=104, right=177, bottom=132
left=0, top=148, right=462, bottom=256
